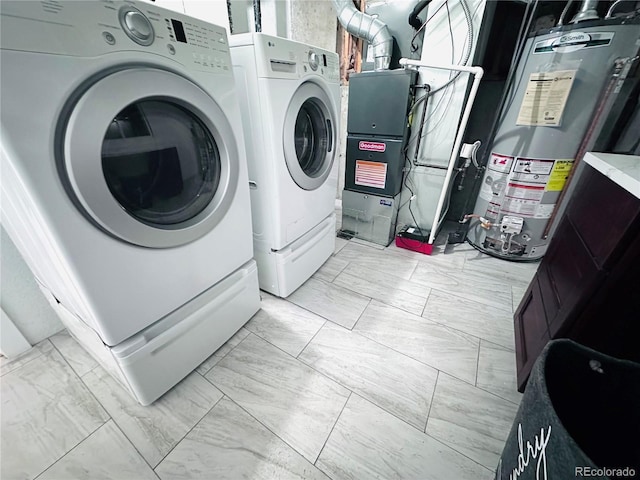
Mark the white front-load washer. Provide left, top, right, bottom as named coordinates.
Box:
left=230, top=33, right=340, bottom=297
left=0, top=0, right=260, bottom=405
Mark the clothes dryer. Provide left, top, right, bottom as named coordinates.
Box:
left=230, top=33, right=340, bottom=297
left=0, top=0, right=260, bottom=404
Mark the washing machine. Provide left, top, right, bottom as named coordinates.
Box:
left=0, top=0, right=260, bottom=405
left=230, top=33, right=340, bottom=297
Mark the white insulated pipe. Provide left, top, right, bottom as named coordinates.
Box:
left=399, top=58, right=484, bottom=245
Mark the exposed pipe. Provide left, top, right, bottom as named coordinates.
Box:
left=399, top=58, right=484, bottom=245
left=253, top=0, right=262, bottom=32
left=557, top=0, right=574, bottom=26
left=226, top=0, right=234, bottom=33
left=570, top=0, right=600, bottom=23
left=332, top=0, right=393, bottom=70
left=606, top=0, right=623, bottom=17
left=606, top=0, right=635, bottom=18
left=412, top=84, right=432, bottom=166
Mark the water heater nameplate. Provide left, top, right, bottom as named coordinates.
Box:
left=516, top=69, right=577, bottom=126
left=534, top=32, right=615, bottom=54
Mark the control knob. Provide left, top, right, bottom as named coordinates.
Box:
left=308, top=51, right=319, bottom=71
left=118, top=6, right=154, bottom=46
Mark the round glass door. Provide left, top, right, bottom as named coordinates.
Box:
left=102, top=100, right=221, bottom=227
left=294, top=99, right=329, bottom=178
left=61, top=68, right=239, bottom=248
left=283, top=82, right=336, bottom=190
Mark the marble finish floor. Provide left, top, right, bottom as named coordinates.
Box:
left=1, top=228, right=535, bottom=480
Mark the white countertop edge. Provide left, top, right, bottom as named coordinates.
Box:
left=583, top=152, right=640, bottom=200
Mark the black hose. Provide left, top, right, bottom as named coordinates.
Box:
left=412, top=85, right=431, bottom=166
left=408, top=0, right=432, bottom=30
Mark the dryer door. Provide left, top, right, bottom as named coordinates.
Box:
left=282, top=81, right=337, bottom=191
left=61, top=68, right=239, bottom=248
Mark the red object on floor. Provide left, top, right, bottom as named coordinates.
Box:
left=395, top=235, right=433, bottom=255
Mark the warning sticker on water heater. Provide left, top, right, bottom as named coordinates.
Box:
left=505, top=181, right=545, bottom=201
left=479, top=172, right=509, bottom=203
left=499, top=178, right=547, bottom=218
left=479, top=153, right=513, bottom=202
left=516, top=69, right=577, bottom=126
left=501, top=198, right=540, bottom=217
left=355, top=160, right=387, bottom=189
left=485, top=202, right=501, bottom=220
left=513, top=158, right=554, bottom=175
left=546, top=159, right=574, bottom=191
left=487, top=153, right=514, bottom=173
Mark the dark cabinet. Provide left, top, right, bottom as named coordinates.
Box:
left=538, top=220, right=602, bottom=337
left=514, top=277, right=550, bottom=389
left=514, top=162, right=640, bottom=391
left=568, top=166, right=640, bottom=269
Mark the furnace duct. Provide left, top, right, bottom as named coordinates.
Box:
left=332, top=0, right=393, bottom=70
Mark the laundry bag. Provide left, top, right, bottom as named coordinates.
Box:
left=495, top=339, right=640, bottom=480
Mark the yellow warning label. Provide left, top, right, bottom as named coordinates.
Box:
left=546, top=159, right=574, bottom=191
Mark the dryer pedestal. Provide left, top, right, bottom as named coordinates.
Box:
left=40, top=261, right=260, bottom=405
left=255, top=214, right=336, bottom=298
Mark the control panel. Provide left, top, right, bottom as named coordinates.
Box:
left=0, top=0, right=232, bottom=74
left=500, top=216, right=524, bottom=235
left=253, top=33, right=340, bottom=82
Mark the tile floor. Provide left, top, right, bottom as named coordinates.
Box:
left=1, top=224, right=537, bottom=480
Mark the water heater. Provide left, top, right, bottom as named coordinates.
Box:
left=467, top=17, right=640, bottom=260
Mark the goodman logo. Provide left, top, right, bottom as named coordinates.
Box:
left=359, top=141, right=386, bottom=152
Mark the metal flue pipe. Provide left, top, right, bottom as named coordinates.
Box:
left=332, top=0, right=393, bottom=70
left=570, top=0, right=600, bottom=22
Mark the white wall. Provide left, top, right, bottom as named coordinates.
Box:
left=260, top=0, right=289, bottom=37
left=1, top=226, right=63, bottom=345
left=398, top=0, right=487, bottom=231
left=287, top=0, right=337, bottom=53
left=1, top=308, right=31, bottom=358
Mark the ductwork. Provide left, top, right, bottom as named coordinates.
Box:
left=332, top=0, right=393, bottom=70
left=570, top=0, right=600, bottom=23
left=558, top=0, right=600, bottom=26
